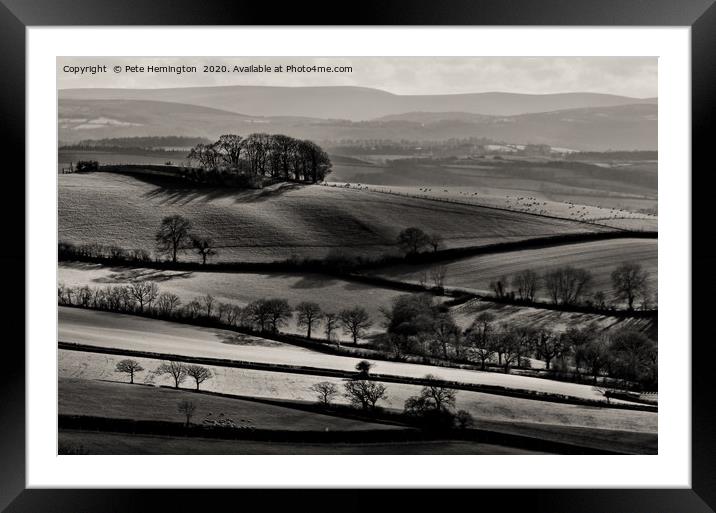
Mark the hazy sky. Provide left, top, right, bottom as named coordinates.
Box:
left=58, top=56, right=657, bottom=97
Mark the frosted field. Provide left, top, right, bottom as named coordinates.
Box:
left=452, top=299, right=656, bottom=337
left=58, top=263, right=431, bottom=341
left=58, top=350, right=657, bottom=434
left=58, top=172, right=611, bottom=263
left=370, top=238, right=657, bottom=305
left=60, top=307, right=637, bottom=402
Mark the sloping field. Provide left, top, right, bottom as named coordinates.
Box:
left=59, top=430, right=544, bottom=455
left=451, top=299, right=656, bottom=339
left=59, top=307, right=641, bottom=402
left=332, top=183, right=658, bottom=231
left=58, top=262, right=424, bottom=340
left=60, top=378, right=397, bottom=431
left=59, top=350, right=657, bottom=434
left=58, top=171, right=612, bottom=263
left=370, top=238, right=657, bottom=305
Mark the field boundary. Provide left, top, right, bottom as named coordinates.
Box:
left=58, top=416, right=627, bottom=454
left=58, top=341, right=657, bottom=413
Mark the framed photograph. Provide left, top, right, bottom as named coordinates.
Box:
left=3, top=0, right=714, bottom=510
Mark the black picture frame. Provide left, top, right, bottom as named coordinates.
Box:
left=2, top=0, right=714, bottom=511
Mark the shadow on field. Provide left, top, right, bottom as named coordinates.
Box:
left=92, top=267, right=194, bottom=284
left=132, top=172, right=306, bottom=205
left=266, top=273, right=340, bottom=290
left=216, top=332, right=285, bottom=347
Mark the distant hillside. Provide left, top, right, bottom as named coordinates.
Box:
left=59, top=86, right=656, bottom=120
left=59, top=99, right=657, bottom=151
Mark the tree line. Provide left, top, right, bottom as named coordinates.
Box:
left=488, top=261, right=653, bottom=311
left=57, top=281, right=372, bottom=345
left=379, top=293, right=656, bottom=389
left=59, top=276, right=656, bottom=389
left=115, top=358, right=213, bottom=391
left=187, top=133, right=332, bottom=184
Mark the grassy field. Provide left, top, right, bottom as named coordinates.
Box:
left=58, top=171, right=612, bottom=263
left=59, top=378, right=399, bottom=431
left=328, top=156, right=657, bottom=220
left=59, top=351, right=657, bottom=434
left=58, top=262, right=430, bottom=340
left=368, top=238, right=657, bottom=305
left=59, top=307, right=639, bottom=402
left=59, top=429, right=544, bottom=455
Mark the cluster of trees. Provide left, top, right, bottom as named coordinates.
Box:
left=114, top=358, right=213, bottom=390
left=489, top=261, right=653, bottom=311
left=396, top=227, right=444, bottom=256
left=58, top=281, right=375, bottom=345
left=187, top=133, right=332, bottom=183
left=464, top=313, right=657, bottom=387
left=156, top=215, right=217, bottom=264
left=377, top=293, right=656, bottom=388
left=309, top=366, right=473, bottom=430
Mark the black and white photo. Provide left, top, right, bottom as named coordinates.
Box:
left=56, top=56, right=658, bottom=456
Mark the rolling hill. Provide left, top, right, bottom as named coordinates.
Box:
left=58, top=98, right=657, bottom=151
left=59, top=86, right=656, bottom=120
left=58, top=171, right=613, bottom=263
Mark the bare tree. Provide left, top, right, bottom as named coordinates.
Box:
left=427, top=233, right=444, bottom=252
left=495, top=325, right=525, bottom=373
left=215, top=134, right=244, bottom=169
left=156, top=361, right=188, bottom=388
left=309, top=382, right=339, bottom=405
left=296, top=301, right=323, bottom=339
left=115, top=359, right=144, bottom=384
left=576, top=335, right=613, bottom=383
left=432, top=311, right=459, bottom=359
left=339, top=307, right=372, bottom=345
left=465, top=312, right=496, bottom=370
left=543, top=266, right=593, bottom=305
left=177, top=399, right=196, bottom=427
left=611, top=262, right=650, bottom=311
left=417, top=375, right=457, bottom=412
left=77, top=285, right=92, bottom=307
left=156, top=215, right=192, bottom=263
left=187, top=143, right=220, bottom=170
left=185, top=299, right=202, bottom=319
left=186, top=365, right=213, bottom=390
left=157, top=292, right=181, bottom=316
left=397, top=227, right=431, bottom=255
left=417, top=270, right=429, bottom=288
left=245, top=299, right=271, bottom=331
left=324, top=312, right=339, bottom=343
left=534, top=330, right=563, bottom=370
left=265, top=298, right=293, bottom=332
left=191, top=236, right=217, bottom=265
left=227, top=305, right=242, bottom=326
left=202, top=294, right=215, bottom=318
left=429, top=265, right=448, bottom=290
left=489, top=275, right=509, bottom=298
left=129, top=281, right=159, bottom=312
left=512, top=269, right=540, bottom=302
left=344, top=380, right=388, bottom=410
